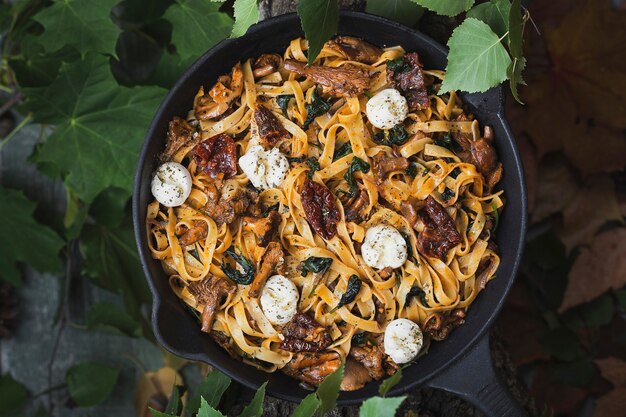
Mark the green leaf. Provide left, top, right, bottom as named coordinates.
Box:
left=551, top=358, right=595, bottom=388
left=86, top=302, right=142, bottom=337
left=616, top=288, right=626, bottom=309
left=150, top=408, right=177, bottom=417
left=232, top=0, right=259, bottom=38
left=185, top=371, right=231, bottom=416
left=65, top=362, right=120, bottom=407
left=316, top=360, right=344, bottom=415
left=359, top=396, right=407, bottom=417
left=80, top=223, right=152, bottom=331
left=440, top=18, right=512, bottom=94
left=198, top=397, right=226, bottom=417
left=378, top=368, right=403, bottom=397
left=291, top=393, right=320, bottom=417
left=0, top=374, right=28, bottom=415
left=24, top=54, right=166, bottom=202
left=0, top=188, right=65, bottom=286
left=366, top=0, right=424, bottom=27
left=239, top=382, right=267, bottom=417
left=33, top=0, right=122, bottom=57
left=297, top=0, right=339, bottom=64
left=90, top=187, right=131, bottom=228
left=165, top=385, right=186, bottom=415
left=540, top=328, right=584, bottom=361
left=164, top=0, right=234, bottom=61
left=466, top=0, right=511, bottom=38
left=410, top=0, right=474, bottom=16
left=507, top=0, right=525, bottom=103
left=562, top=293, right=615, bottom=328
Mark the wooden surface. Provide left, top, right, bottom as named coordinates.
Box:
left=0, top=2, right=537, bottom=416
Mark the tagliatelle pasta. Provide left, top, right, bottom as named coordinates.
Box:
left=146, top=36, right=504, bottom=390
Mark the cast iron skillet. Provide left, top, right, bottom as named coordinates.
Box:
left=133, top=11, right=528, bottom=416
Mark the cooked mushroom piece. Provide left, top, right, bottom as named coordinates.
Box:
left=343, top=189, right=370, bottom=223
left=161, top=117, right=197, bottom=162
left=188, top=276, right=236, bottom=332
left=279, top=313, right=332, bottom=352
left=282, top=352, right=342, bottom=386
left=371, top=151, right=409, bottom=184
left=252, top=53, right=282, bottom=78
left=326, top=36, right=383, bottom=64
left=340, top=358, right=372, bottom=391
left=283, top=59, right=370, bottom=97
left=203, top=180, right=258, bottom=226
left=386, top=52, right=429, bottom=110
left=194, top=63, right=244, bottom=120
left=423, top=309, right=466, bottom=341
left=242, top=211, right=282, bottom=246
left=252, top=105, right=289, bottom=147
left=248, top=242, right=285, bottom=298
left=178, top=220, right=209, bottom=246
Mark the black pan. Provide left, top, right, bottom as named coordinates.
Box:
left=132, top=11, right=528, bottom=416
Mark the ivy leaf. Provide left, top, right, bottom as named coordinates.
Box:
left=466, top=0, right=510, bottom=38
left=33, top=0, right=122, bottom=57
left=440, top=18, right=512, bottom=94
left=366, top=0, right=424, bottom=27
left=185, top=370, right=231, bottom=416
left=297, top=0, right=339, bottom=64
left=24, top=54, right=166, bottom=202
left=0, top=374, right=28, bottom=415
left=164, top=0, right=233, bottom=61
left=80, top=223, right=152, bottom=332
left=239, top=381, right=267, bottom=417
left=66, top=362, right=120, bottom=407
left=198, top=398, right=226, bottom=417
left=232, top=0, right=259, bottom=38
left=316, top=360, right=344, bottom=415
left=410, top=0, right=474, bottom=16
left=0, top=188, right=65, bottom=286
left=359, top=396, right=407, bottom=417
left=291, top=393, right=320, bottom=417
left=86, top=302, right=142, bottom=337
left=378, top=367, right=403, bottom=397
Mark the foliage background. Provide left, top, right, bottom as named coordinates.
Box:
left=0, top=0, right=625, bottom=416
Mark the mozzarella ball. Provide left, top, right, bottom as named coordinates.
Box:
left=384, top=318, right=423, bottom=364
left=366, top=88, right=409, bottom=129
left=239, top=145, right=289, bottom=190
left=260, top=274, right=299, bottom=325
left=361, top=224, right=408, bottom=269
left=151, top=162, right=192, bottom=207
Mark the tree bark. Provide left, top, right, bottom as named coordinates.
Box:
left=231, top=2, right=539, bottom=416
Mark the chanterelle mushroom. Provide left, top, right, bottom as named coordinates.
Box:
left=248, top=242, right=285, bottom=298
left=194, top=63, right=244, bottom=120
left=252, top=53, right=282, bottom=79
left=242, top=211, right=282, bottom=246
left=283, top=59, right=370, bottom=97
left=326, top=36, right=383, bottom=64
left=188, top=275, right=236, bottom=333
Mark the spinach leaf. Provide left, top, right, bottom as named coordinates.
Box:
left=351, top=332, right=366, bottom=346
left=442, top=187, right=455, bottom=201
left=303, top=89, right=331, bottom=129
left=373, top=125, right=409, bottom=146
left=406, top=286, right=429, bottom=307
left=385, top=57, right=409, bottom=73
left=300, top=256, right=333, bottom=277
left=333, top=141, right=353, bottom=160
left=344, top=157, right=370, bottom=198
left=331, top=275, right=361, bottom=312
left=449, top=167, right=461, bottom=178
left=287, top=155, right=306, bottom=164
left=221, top=247, right=255, bottom=285
left=435, top=131, right=454, bottom=149
left=406, top=163, right=418, bottom=178
left=276, top=94, right=293, bottom=117
left=306, top=157, right=320, bottom=179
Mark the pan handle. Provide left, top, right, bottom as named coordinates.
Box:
left=426, top=334, right=528, bottom=417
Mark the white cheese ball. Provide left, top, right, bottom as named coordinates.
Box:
left=366, top=88, right=409, bottom=129
left=384, top=318, right=423, bottom=364
left=151, top=162, right=192, bottom=207
left=238, top=145, right=289, bottom=190
left=260, top=274, right=299, bottom=325
left=361, top=224, right=408, bottom=269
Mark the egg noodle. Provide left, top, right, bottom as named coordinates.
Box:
left=146, top=38, right=504, bottom=386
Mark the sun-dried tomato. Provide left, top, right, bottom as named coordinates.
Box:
left=300, top=179, right=340, bottom=240
left=193, top=134, right=237, bottom=179
left=416, top=196, right=462, bottom=260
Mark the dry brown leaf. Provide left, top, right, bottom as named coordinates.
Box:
left=559, top=228, right=626, bottom=312
left=593, top=387, right=626, bottom=417
left=524, top=0, right=626, bottom=175
left=595, top=357, right=626, bottom=387
left=516, top=134, right=538, bottom=213
left=558, top=175, right=622, bottom=252
left=133, top=366, right=184, bottom=417
left=531, top=155, right=579, bottom=224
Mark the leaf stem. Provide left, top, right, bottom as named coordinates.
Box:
left=0, top=113, right=32, bottom=153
